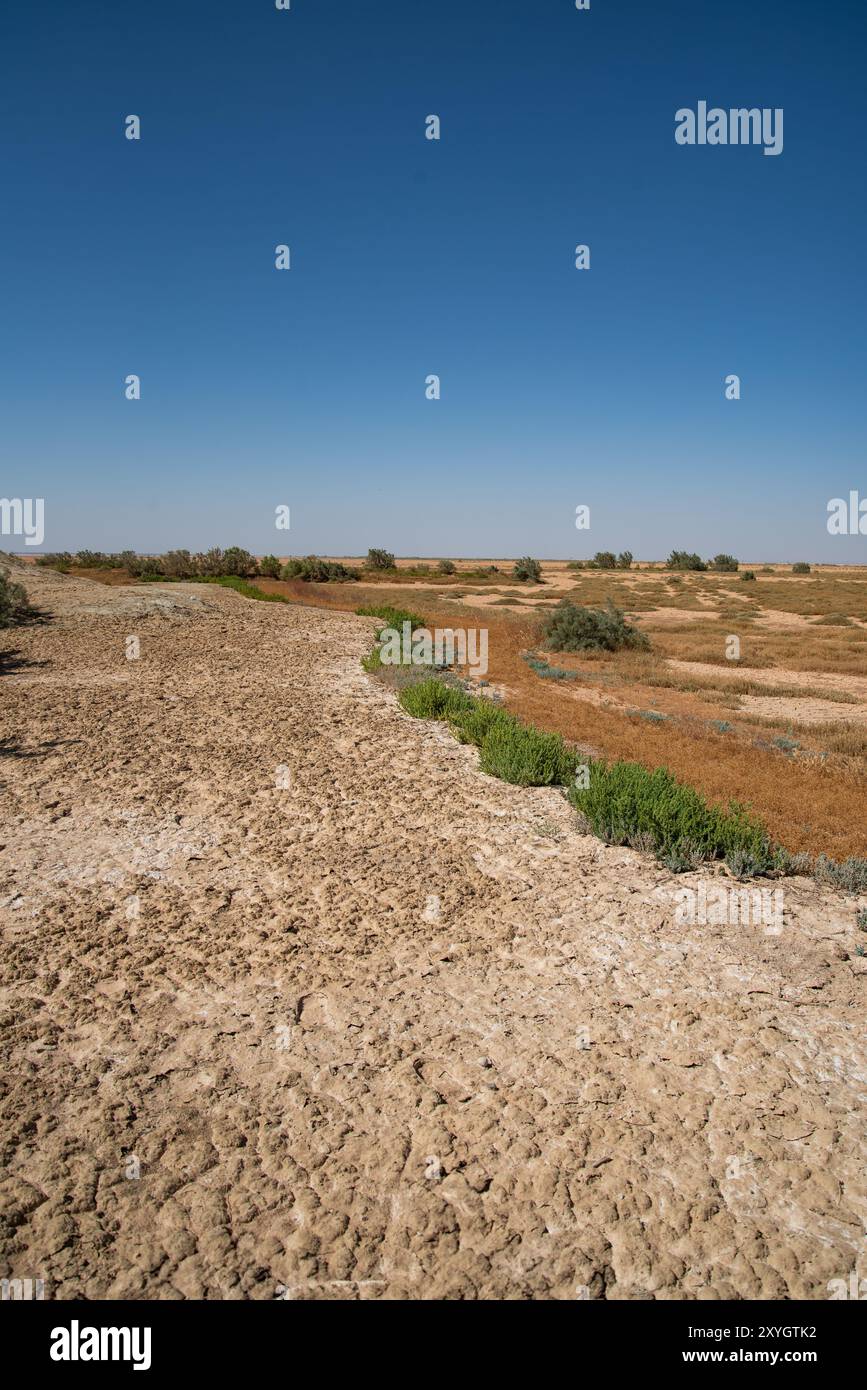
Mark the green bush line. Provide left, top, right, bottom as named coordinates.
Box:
left=395, top=675, right=778, bottom=873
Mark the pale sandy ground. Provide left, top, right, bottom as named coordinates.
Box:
left=1, top=565, right=865, bottom=1301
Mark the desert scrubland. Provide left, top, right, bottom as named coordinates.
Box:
left=0, top=558, right=865, bottom=1299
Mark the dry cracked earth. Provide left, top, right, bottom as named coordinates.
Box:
left=1, top=564, right=865, bottom=1300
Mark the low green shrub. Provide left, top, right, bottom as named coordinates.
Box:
left=398, top=679, right=474, bottom=720
left=791, top=562, right=811, bottom=574
left=567, top=760, right=773, bottom=872
left=542, top=598, right=649, bottom=653
left=478, top=721, right=573, bottom=786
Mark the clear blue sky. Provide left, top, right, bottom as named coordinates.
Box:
left=2, top=0, right=865, bottom=560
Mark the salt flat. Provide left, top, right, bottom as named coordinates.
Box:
left=1, top=564, right=864, bottom=1299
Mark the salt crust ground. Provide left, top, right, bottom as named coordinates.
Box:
left=1, top=565, right=864, bottom=1300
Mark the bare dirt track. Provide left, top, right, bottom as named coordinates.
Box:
left=1, top=566, right=865, bottom=1300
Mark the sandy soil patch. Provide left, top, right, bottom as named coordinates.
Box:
left=1, top=566, right=865, bottom=1300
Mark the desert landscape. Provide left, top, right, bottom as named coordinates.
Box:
left=1, top=555, right=865, bottom=1300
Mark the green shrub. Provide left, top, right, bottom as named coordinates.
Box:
left=617, top=551, right=633, bottom=569
left=478, top=721, right=573, bottom=786
left=158, top=549, right=196, bottom=579
left=193, top=548, right=226, bottom=577
left=74, top=550, right=113, bottom=568
left=513, top=556, right=542, bottom=583
left=366, top=547, right=395, bottom=570
left=36, top=552, right=73, bottom=571
left=567, top=760, right=773, bottom=872
left=542, top=598, right=649, bottom=653
left=0, top=568, right=36, bottom=627
left=448, top=700, right=515, bottom=747
left=282, top=555, right=358, bottom=582
left=437, top=558, right=456, bottom=575
left=221, top=546, right=257, bottom=577
left=398, top=679, right=474, bottom=720
left=741, top=570, right=756, bottom=582
left=711, top=554, right=739, bottom=572
left=791, top=562, right=811, bottom=574
left=592, top=551, right=617, bottom=570
left=667, top=551, right=707, bottom=571
left=258, top=554, right=281, bottom=578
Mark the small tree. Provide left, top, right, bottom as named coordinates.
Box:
left=592, top=551, right=617, bottom=570
left=258, top=554, right=281, bottom=578
left=711, top=554, right=739, bottom=572
left=159, top=549, right=195, bottom=579
left=437, top=558, right=456, bottom=575
left=616, top=551, right=633, bottom=569
left=192, top=548, right=223, bottom=577
left=667, top=550, right=707, bottom=572
left=366, top=548, right=395, bottom=570
left=513, top=556, right=542, bottom=583
left=222, top=547, right=256, bottom=577
left=792, top=562, right=811, bottom=574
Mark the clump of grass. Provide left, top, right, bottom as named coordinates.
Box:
left=856, top=908, right=867, bottom=932
left=771, top=735, right=800, bottom=755
left=523, top=652, right=580, bottom=681
left=815, top=613, right=853, bottom=627
left=741, top=571, right=757, bottom=582
left=542, top=598, right=649, bottom=654
left=567, top=760, right=774, bottom=874
left=709, top=719, right=734, bottom=733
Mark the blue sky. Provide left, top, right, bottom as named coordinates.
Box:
left=2, top=0, right=865, bottom=560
